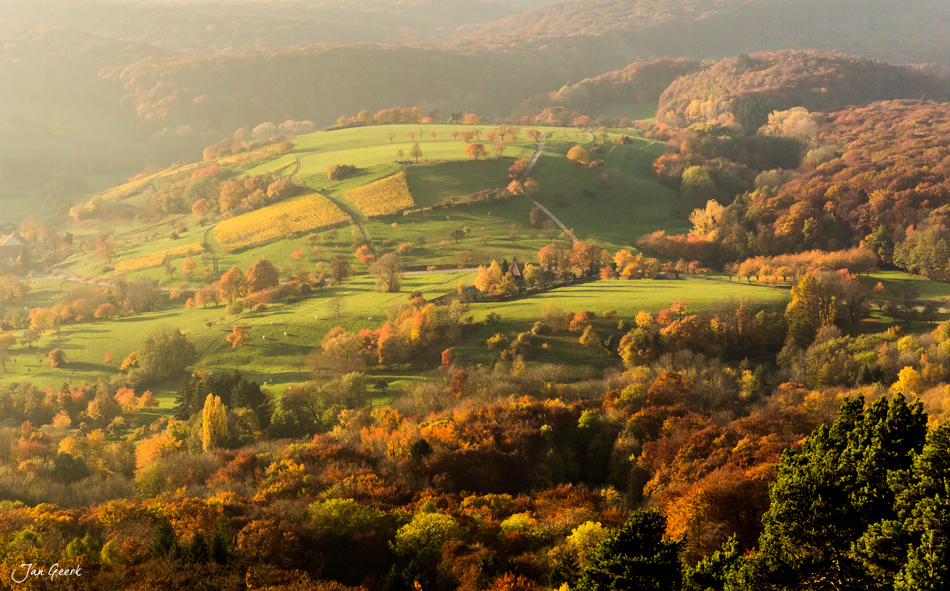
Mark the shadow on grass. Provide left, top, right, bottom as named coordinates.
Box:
left=61, top=361, right=113, bottom=373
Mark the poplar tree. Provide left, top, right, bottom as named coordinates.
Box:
left=202, top=394, right=228, bottom=451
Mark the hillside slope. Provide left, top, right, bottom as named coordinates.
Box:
left=460, top=0, right=950, bottom=66
left=656, top=50, right=950, bottom=129
left=514, top=58, right=704, bottom=120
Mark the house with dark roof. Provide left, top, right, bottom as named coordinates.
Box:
left=509, top=256, right=525, bottom=279
left=0, top=233, right=27, bottom=264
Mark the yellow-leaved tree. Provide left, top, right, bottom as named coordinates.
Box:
left=567, top=146, right=590, bottom=165
left=202, top=394, right=228, bottom=451
left=785, top=274, right=838, bottom=346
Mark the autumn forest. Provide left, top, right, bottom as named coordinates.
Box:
left=1, top=1, right=950, bottom=591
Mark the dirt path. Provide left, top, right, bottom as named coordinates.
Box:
left=288, top=156, right=302, bottom=180
left=519, top=133, right=577, bottom=244
left=325, top=194, right=377, bottom=258
left=531, top=200, right=577, bottom=244
left=518, top=133, right=546, bottom=183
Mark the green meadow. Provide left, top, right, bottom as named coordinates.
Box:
left=3, top=121, right=800, bottom=416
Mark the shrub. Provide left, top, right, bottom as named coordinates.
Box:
left=327, top=164, right=357, bottom=181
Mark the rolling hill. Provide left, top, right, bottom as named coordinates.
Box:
left=460, top=0, right=950, bottom=66
left=514, top=58, right=704, bottom=121
left=656, top=50, right=950, bottom=130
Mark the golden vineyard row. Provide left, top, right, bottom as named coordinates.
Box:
left=114, top=242, right=205, bottom=275
left=213, top=193, right=349, bottom=251
left=344, top=172, right=415, bottom=217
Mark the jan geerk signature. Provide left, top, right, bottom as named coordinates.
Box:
left=11, top=563, right=82, bottom=584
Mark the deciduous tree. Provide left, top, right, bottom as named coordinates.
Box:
left=567, top=146, right=590, bottom=165
left=215, top=266, right=247, bottom=303
left=465, top=143, right=488, bottom=160
left=370, top=253, right=403, bottom=293
left=182, top=257, right=196, bottom=281
left=202, top=394, right=229, bottom=451
left=786, top=274, right=838, bottom=346
left=0, top=333, right=15, bottom=373
left=331, top=255, right=353, bottom=285
left=48, top=348, right=67, bottom=368
left=218, top=180, right=246, bottom=213
left=246, top=259, right=280, bottom=293
left=227, top=324, right=251, bottom=348
left=355, top=245, right=376, bottom=265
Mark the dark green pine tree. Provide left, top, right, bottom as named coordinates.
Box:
left=184, top=532, right=209, bottom=564
left=750, top=394, right=927, bottom=591
left=209, top=515, right=231, bottom=565
left=383, top=565, right=412, bottom=591
left=575, top=509, right=683, bottom=591
left=550, top=548, right=581, bottom=588
left=148, top=521, right=180, bottom=560
left=685, top=535, right=740, bottom=591
left=409, top=438, right=433, bottom=462
left=870, top=421, right=950, bottom=590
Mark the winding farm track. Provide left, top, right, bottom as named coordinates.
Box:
left=517, top=134, right=546, bottom=183
left=520, top=133, right=578, bottom=244
left=289, top=156, right=302, bottom=180
left=325, top=194, right=378, bottom=258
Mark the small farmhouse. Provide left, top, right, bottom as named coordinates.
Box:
left=0, top=233, right=27, bottom=263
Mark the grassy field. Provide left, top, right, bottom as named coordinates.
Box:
left=2, top=273, right=789, bottom=402
left=704, top=270, right=950, bottom=302
left=470, top=277, right=789, bottom=321
left=6, top=122, right=771, bottom=411
left=404, top=159, right=514, bottom=208
left=864, top=270, right=950, bottom=300
left=530, top=129, right=689, bottom=250
left=363, top=198, right=564, bottom=269
left=438, top=276, right=791, bottom=373
left=1, top=271, right=475, bottom=397
left=53, top=123, right=687, bottom=286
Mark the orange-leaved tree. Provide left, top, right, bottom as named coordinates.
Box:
left=465, top=143, right=488, bottom=160
left=215, top=266, right=247, bottom=303
left=227, top=324, right=251, bottom=348
left=246, top=259, right=280, bottom=293
left=355, top=245, right=376, bottom=265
